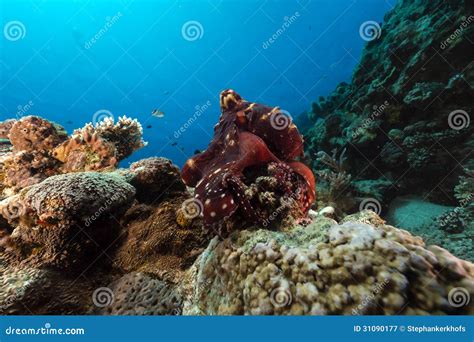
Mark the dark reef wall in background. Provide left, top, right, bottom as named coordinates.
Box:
left=299, top=0, right=473, bottom=260
left=301, top=0, right=473, bottom=211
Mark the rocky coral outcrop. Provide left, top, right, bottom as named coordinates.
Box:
left=127, top=157, right=186, bottom=204
left=302, top=0, right=473, bottom=214
left=0, top=116, right=67, bottom=193
left=9, top=116, right=67, bottom=153
left=0, top=115, right=146, bottom=196
left=53, top=116, right=146, bottom=173
left=0, top=172, right=135, bottom=270
left=181, top=211, right=474, bottom=315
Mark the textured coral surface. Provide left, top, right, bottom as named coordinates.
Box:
left=181, top=211, right=474, bottom=315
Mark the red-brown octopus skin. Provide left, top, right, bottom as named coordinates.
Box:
left=181, top=89, right=316, bottom=225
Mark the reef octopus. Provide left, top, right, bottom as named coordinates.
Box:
left=181, top=90, right=315, bottom=225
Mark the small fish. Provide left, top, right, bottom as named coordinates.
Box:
left=66, top=120, right=73, bottom=124
left=171, top=142, right=178, bottom=146
left=194, top=149, right=202, bottom=154
left=146, top=124, right=152, bottom=129
left=164, top=90, right=169, bottom=95
left=152, top=109, right=165, bottom=118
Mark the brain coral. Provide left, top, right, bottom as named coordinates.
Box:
left=98, top=272, right=182, bottom=315
left=181, top=211, right=474, bottom=315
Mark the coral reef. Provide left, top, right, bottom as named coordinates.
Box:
left=302, top=0, right=473, bottom=213
left=53, top=116, right=146, bottom=173
left=299, top=0, right=473, bottom=262
left=0, top=115, right=146, bottom=196
left=181, top=211, right=474, bottom=315
left=0, top=0, right=473, bottom=315
left=181, top=90, right=315, bottom=228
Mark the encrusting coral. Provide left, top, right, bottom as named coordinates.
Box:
left=127, top=157, right=186, bottom=204
left=1, top=172, right=136, bottom=270
left=181, top=211, right=474, bottom=315
left=98, top=272, right=182, bottom=315
left=53, top=116, right=147, bottom=173
left=0, top=116, right=67, bottom=193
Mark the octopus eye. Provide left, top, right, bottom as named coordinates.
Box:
left=219, top=89, right=243, bottom=111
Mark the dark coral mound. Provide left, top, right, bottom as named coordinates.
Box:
left=181, top=90, right=315, bottom=229
left=301, top=0, right=473, bottom=215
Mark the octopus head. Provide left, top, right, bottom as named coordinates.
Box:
left=220, top=89, right=243, bottom=111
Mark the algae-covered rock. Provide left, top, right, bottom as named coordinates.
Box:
left=181, top=212, right=474, bottom=315
left=0, top=262, right=113, bottom=314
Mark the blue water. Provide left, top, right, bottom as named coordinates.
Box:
left=0, top=0, right=392, bottom=167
